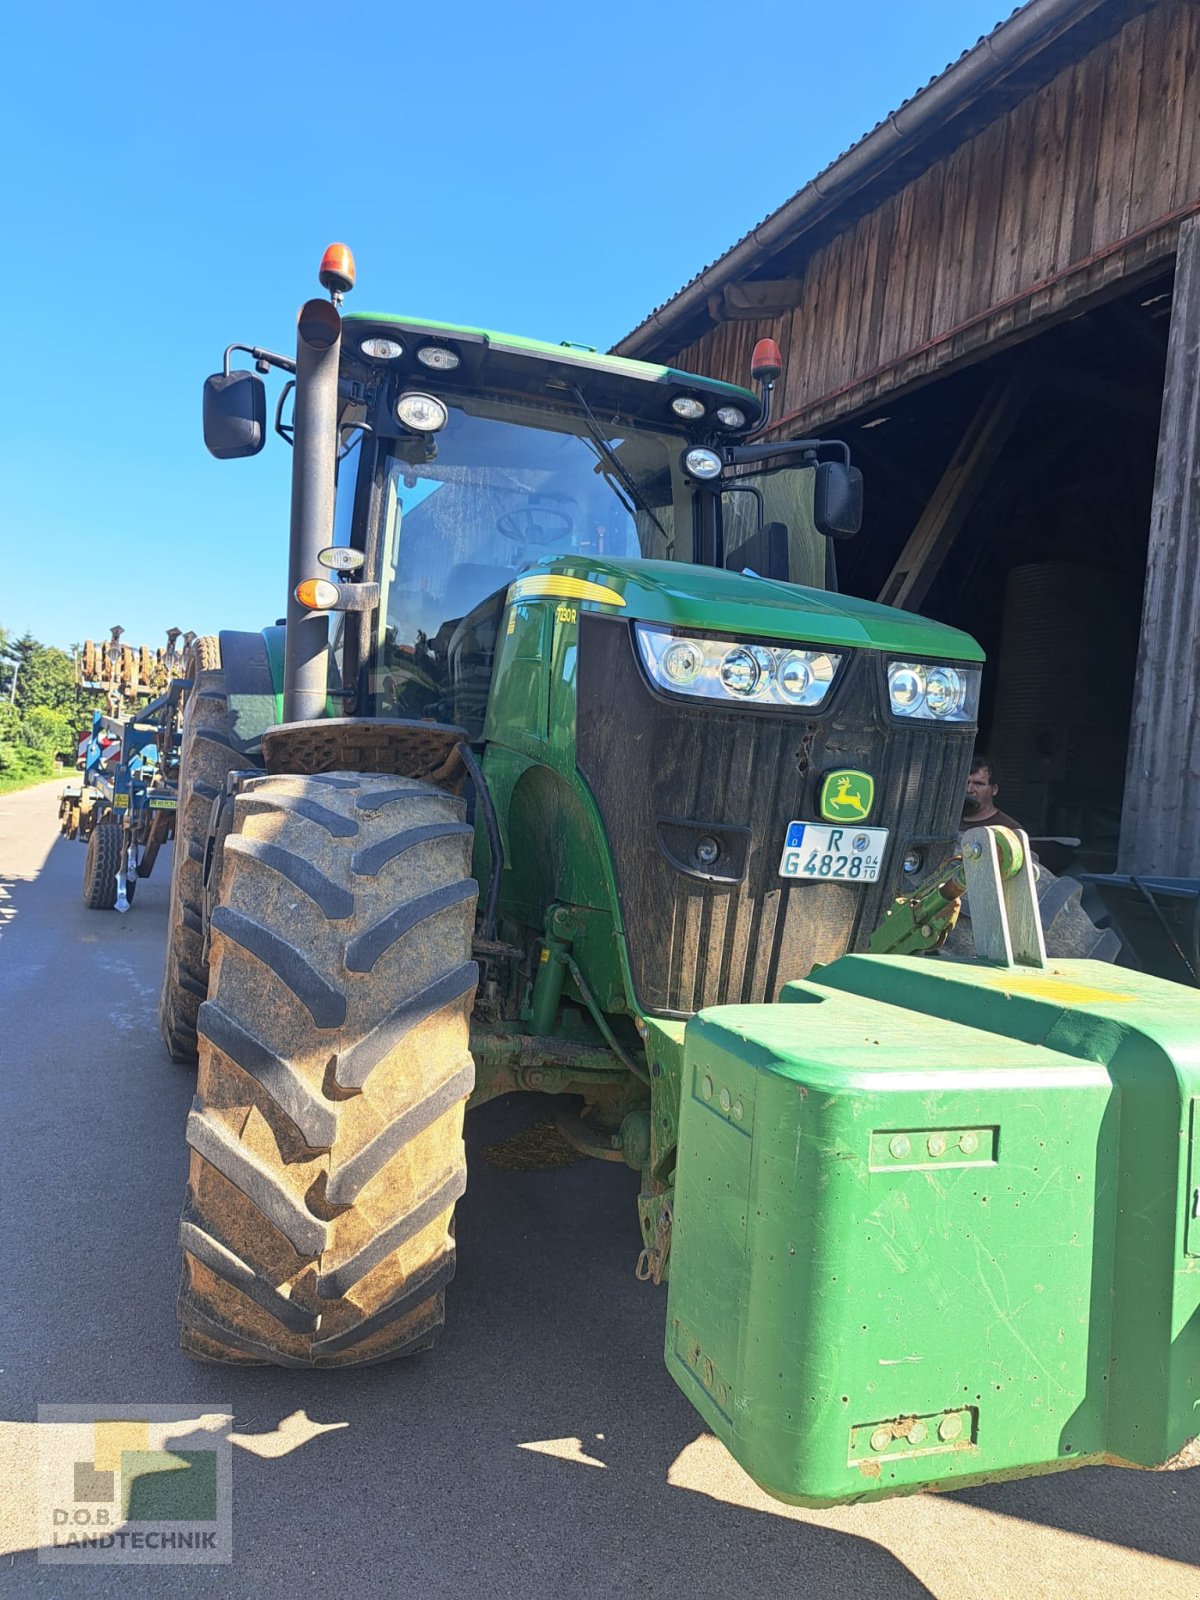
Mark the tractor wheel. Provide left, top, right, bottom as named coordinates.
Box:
left=178, top=772, right=478, bottom=1367
left=82, top=822, right=123, bottom=910
left=944, top=864, right=1121, bottom=963
left=190, top=634, right=223, bottom=675
left=158, top=642, right=246, bottom=1063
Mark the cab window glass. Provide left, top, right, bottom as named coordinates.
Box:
left=722, top=465, right=825, bottom=589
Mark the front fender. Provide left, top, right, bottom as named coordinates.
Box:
left=217, top=627, right=285, bottom=756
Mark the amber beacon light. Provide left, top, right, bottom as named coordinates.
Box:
left=318, top=243, right=356, bottom=302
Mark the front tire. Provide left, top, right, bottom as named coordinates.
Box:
left=178, top=771, right=478, bottom=1366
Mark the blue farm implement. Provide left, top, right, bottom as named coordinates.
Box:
left=61, top=685, right=185, bottom=912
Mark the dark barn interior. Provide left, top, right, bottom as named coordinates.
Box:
left=837, top=272, right=1172, bottom=869
left=616, top=0, right=1200, bottom=877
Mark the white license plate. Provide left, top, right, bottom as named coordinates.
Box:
left=778, top=822, right=889, bottom=882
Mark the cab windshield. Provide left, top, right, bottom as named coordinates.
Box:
left=362, top=392, right=828, bottom=721
left=378, top=400, right=688, bottom=624
left=372, top=397, right=691, bottom=716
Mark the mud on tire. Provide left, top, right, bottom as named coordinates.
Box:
left=178, top=771, right=478, bottom=1367
left=158, top=640, right=250, bottom=1062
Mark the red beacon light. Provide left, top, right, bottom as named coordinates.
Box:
left=750, top=337, right=783, bottom=386
left=318, top=243, right=356, bottom=304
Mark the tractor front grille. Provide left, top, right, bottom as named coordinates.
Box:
left=575, top=613, right=973, bottom=1018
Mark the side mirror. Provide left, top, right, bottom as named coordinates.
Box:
left=203, top=371, right=266, bottom=459
left=813, top=460, right=863, bottom=539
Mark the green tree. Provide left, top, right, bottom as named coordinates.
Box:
left=11, top=633, right=77, bottom=716
left=0, top=627, right=97, bottom=789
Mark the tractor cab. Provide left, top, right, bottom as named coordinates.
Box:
left=325, top=314, right=843, bottom=735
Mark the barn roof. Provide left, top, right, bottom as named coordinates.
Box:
left=613, top=0, right=1155, bottom=360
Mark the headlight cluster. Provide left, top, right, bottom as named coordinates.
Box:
left=637, top=624, right=840, bottom=708
left=669, top=396, right=747, bottom=428
left=887, top=661, right=981, bottom=722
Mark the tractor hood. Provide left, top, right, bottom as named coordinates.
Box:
left=508, top=556, right=984, bottom=662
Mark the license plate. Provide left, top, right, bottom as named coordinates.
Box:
left=778, top=822, right=889, bottom=882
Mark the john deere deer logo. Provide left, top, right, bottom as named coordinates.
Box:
left=820, top=770, right=875, bottom=822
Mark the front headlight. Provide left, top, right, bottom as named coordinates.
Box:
left=637, top=623, right=840, bottom=708
left=887, top=660, right=981, bottom=722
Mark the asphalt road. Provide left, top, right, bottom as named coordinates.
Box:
left=2, top=780, right=1199, bottom=1598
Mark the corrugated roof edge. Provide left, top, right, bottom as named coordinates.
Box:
left=612, top=0, right=1113, bottom=360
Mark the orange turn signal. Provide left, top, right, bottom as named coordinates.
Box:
left=295, top=578, right=340, bottom=610
left=319, top=242, right=356, bottom=297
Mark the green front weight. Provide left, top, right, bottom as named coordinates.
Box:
left=667, top=953, right=1200, bottom=1507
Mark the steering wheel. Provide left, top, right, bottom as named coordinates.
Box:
left=497, top=503, right=574, bottom=543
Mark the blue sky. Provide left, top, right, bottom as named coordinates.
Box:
left=1, top=0, right=1005, bottom=652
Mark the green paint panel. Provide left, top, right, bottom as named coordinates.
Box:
left=667, top=954, right=1200, bottom=1507
left=262, top=624, right=285, bottom=721
left=512, top=555, right=983, bottom=662
left=487, top=602, right=551, bottom=744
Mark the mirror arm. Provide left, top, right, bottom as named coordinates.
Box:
left=722, top=437, right=850, bottom=469
left=223, top=343, right=297, bottom=378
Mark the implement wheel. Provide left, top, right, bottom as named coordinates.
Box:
left=158, top=638, right=246, bottom=1063
left=82, top=821, right=124, bottom=910
left=178, top=772, right=478, bottom=1367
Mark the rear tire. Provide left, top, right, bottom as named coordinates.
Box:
left=158, top=641, right=248, bottom=1063
left=945, top=863, right=1121, bottom=962
left=190, top=635, right=222, bottom=674
left=178, top=771, right=478, bottom=1367
left=82, top=822, right=123, bottom=910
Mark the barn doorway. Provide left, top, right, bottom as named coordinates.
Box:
left=834, top=272, right=1172, bottom=872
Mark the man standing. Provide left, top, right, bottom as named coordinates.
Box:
left=961, top=753, right=1022, bottom=832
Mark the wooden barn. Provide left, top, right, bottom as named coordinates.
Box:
left=615, top=0, right=1200, bottom=879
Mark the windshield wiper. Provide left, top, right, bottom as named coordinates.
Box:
left=570, top=385, right=672, bottom=553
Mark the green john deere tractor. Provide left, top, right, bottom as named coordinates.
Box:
left=166, top=244, right=1200, bottom=1507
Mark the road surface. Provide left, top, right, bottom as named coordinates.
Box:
left=1, top=781, right=1197, bottom=1596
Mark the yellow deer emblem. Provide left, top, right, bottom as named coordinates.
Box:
left=820, top=770, right=875, bottom=822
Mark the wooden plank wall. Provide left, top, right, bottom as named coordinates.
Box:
left=1118, top=212, right=1200, bottom=876
left=672, top=1, right=1200, bottom=431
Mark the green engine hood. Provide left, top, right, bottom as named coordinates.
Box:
left=510, top=556, right=984, bottom=662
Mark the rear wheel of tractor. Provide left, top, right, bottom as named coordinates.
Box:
left=158, top=640, right=249, bottom=1063
left=190, top=635, right=223, bottom=675
left=82, top=822, right=123, bottom=910
left=1034, top=867, right=1122, bottom=961
left=944, top=862, right=1121, bottom=963
left=178, top=772, right=479, bottom=1367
